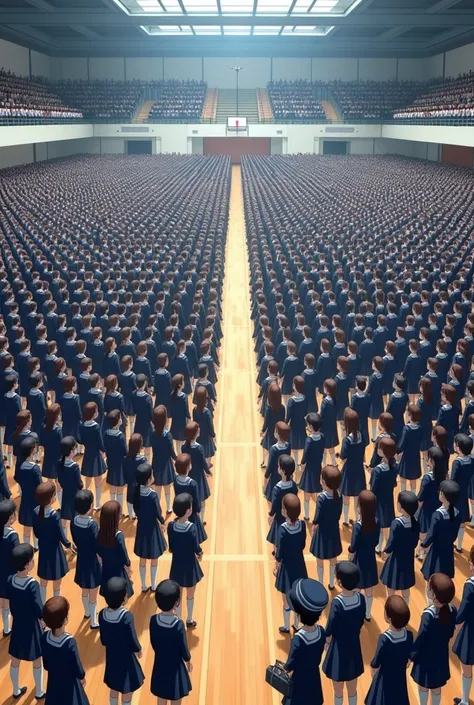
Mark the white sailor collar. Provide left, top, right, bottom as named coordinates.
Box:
left=385, top=628, right=407, bottom=643
left=295, top=626, right=322, bottom=645
left=74, top=515, right=92, bottom=527
left=140, top=486, right=153, bottom=496
left=46, top=631, right=73, bottom=647
left=157, top=614, right=179, bottom=628
left=174, top=520, right=192, bottom=532
left=102, top=608, right=128, bottom=623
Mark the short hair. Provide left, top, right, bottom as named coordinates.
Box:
left=11, top=543, right=34, bottom=572
left=102, top=577, right=127, bottom=609
left=173, top=492, right=193, bottom=518
left=155, top=579, right=180, bottom=612
left=74, top=489, right=94, bottom=515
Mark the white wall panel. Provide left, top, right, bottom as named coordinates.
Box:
left=426, top=142, right=439, bottom=161
left=126, top=57, right=163, bottom=81
left=359, top=58, right=397, bottom=81
left=312, top=57, right=357, bottom=82
left=425, top=53, right=444, bottom=79
left=89, top=57, right=125, bottom=81
left=52, top=58, right=88, bottom=81
left=0, top=39, right=29, bottom=76
left=445, top=42, right=474, bottom=77
left=272, top=58, right=312, bottom=82
left=0, top=144, right=34, bottom=169
left=35, top=143, right=48, bottom=162
left=350, top=138, right=374, bottom=154
left=0, top=124, right=94, bottom=148
left=397, top=58, right=426, bottom=82
left=31, top=51, right=51, bottom=79
left=203, top=57, right=271, bottom=88
left=164, top=58, right=202, bottom=81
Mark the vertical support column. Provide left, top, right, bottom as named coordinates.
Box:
left=33, top=144, right=37, bottom=163
left=270, top=57, right=273, bottom=82
left=396, top=57, right=399, bottom=82
left=87, top=57, right=90, bottom=81
left=124, top=57, right=127, bottom=81
left=28, top=49, right=32, bottom=78
left=201, top=57, right=204, bottom=82
left=357, top=58, right=360, bottom=83
left=442, top=52, right=446, bottom=78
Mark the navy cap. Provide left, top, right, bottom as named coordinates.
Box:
left=287, top=578, right=329, bottom=614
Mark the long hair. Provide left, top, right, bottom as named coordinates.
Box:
left=104, top=375, right=118, bottom=394
left=419, top=377, right=433, bottom=406
left=324, top=378, right=337, bottom=400
left=0, top=499, right=16, bottom=542
left=428, top=446, right=447, bottom=488
left=45, top=404, right=61, bottom=431
left=35, top=481, right=56, bottom=521
left=14, top=410, right=31, bottom=440
left=127, top=433, right=143, bottom=458
left=98, top=500, right=121, bottom=548
left=429, top=573, right=455, bottom=626
left=183, top=421, right=199, bottom=446
left=194, top=386, right=208, bottom=414
left=133, top=463, right=152, bottom=515
left=322, top=465, right=341, bottom=500
left=398, top=490, right=419, bottom=532
left=358, top=490, right=376, bottom=534
left=378, top=412, right=393, bottom=436
left=152, top=406, right=168, bottom=435
left=171, top=374, right=184, bottom=398
left=344, top=407, right=360, bottom=442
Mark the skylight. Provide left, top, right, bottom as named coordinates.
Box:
left=119, top=0, right=362, bottom=15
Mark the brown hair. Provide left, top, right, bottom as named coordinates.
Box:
left=419, top=377, right=433, bottom=406
left=378, top=412, right=393, bottom=435
left=282, top=494, right=300, bottom=523
left=104, top=374, right=118, bottom=394
left=14, top=410, right=31, bottom=440
left=175, top=453, right=191, bottom=475
left=152, top=405, right=168, bottom=435
left=184, top=421, right=199, bottom=442
left=82, top=402, right=97, bottom=422
left=293, top=375, right=304, bottom=395
left=54, top=357, right=66, bottom=376
left=172, top=373, right=184, bottom=397
left=63, top=376, right=76, bottom=393
left=98, top=500, right=121, bottom=548
left=429, top=573, right=455, bottom=625
left=441, top=383, right=456, bottom=406
left=42, top=596, right=69, bottom=634
left=322, top=465, right=341, bottom=499
left=35, top=481, right=56, bottom=521
left=378, top=437, right=397, bottom=461
left=324, top=378, right=337, bottom=399
left=358, top=490, right=376, bottom=534
left=344, top=407, right=360, bottom=440
left=407, top=404, right=421, bottom=423
left=385, top=595, right=410, bottom=629
left=127, top=433, right=143, bottom=457
left=45, top=404, right=61, bottom=431
left=267, top=382, right=282, bottom=413
left=194, top=386, right=208, bottom=413
left=275, top=421, right=290, bottom=443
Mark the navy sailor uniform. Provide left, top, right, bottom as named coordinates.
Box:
left=79, top=420, right=106, bottom=478
left=370, top=461, right=398, bottom=529
left=39, top=424, right=62, bottom=480
left=275, top=520, right=307, bottom=594
left=70, top=515, right=102, bottom=590
left=397, top=422, right=423, bottom=481
left=0, top=526, right=19, bottom=598
left=103, top=428, right=127, bottom=487
left=286, top=394, right=308, bottom=450
left=260, top=404, right=286, bottom=452
left=168, top=519, right=203, bottom=587
left=380, top=516, right=419, bottom=591
left=193, top=407, right=217, bottom=459
left=173, top=475, right=207, bottom=543
left=299, top=432, right=324, bottom=494
left=365, top=628, right=413, bottom=705
left=58, top=458, right=83, bottom=521
left=149, top=613, right=192, bottom=700
left=131, top=390, right=153, bottom=447
left=134, top=487, right=166, bottom=560
left=41, top=630, right=89, bottom=705
left=17, top=460, right=42, bottom=528
left=421, top=505, right=462, bottom=580
left=151, top=430, right=176, bottom=486
left=323, top=592, right=365, bottom=682
left=453, top=576, right=474, bottom=665
left=320, top=395, right=339, bottom=449
left=410, top=604, right=457, bottom=689
left=99, top=607, right=144, bottom=694
left=451, top=455, right=474, bottom=523
left=33, top=506, right=70, bottom=581
left=182, top=441, right=211, bottom=504
left=97, top=530, right=133, bottom=598
left=340, top=433, right=366, bottom=497
left=6, top=575, right=43, bottom=661
left=348, top=519, right=380, bottom=589
left=416, top=472, right=442, bottom=533
left=310, top=491, right=342, bottom=560
left=282, top=625, right=326, bottom=705
left=267, top=479, right=298, bottom=545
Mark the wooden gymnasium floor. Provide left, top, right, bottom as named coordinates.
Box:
left=0, top=163, right=472, bottom=704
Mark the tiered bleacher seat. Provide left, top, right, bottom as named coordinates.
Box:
left=394, top=72, right=474, bottom=119
left=54, top=79, right=143, bottom=120
left=330, top=80, right=425, bottom=120
left=0, top=70, right=81, bottom=120
left=268, top=80, right=326, bottom=121
left=148, top=80, right=207, bottom=121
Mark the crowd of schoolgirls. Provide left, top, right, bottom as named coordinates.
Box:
left=244, top=155, right=474, bottom=705
left=0, top=154, right=229, bottom=704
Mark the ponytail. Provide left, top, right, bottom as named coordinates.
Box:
left=0, top=500, right=16, bottom=542
left=448, top=504, right=455, bottom=522
left=133, top=462, right=152, bottom=516
left=438, top=604, right=452, bottom=626
left=133, top=483, right=141, bottom=516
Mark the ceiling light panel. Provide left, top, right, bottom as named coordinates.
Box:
left=253, top=25, right=281, bottom=33
left=223, top=25, right=252, bottom=33
left=193, top=24, right=222, bottom=32
left=256, top=0, right=293, bottom=12
left=219, top=0, right=253, bottom=13
left=184, top=0, right=219, bottom=12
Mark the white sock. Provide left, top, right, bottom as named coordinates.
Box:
left=151, top=564, right=158, bottom=590
left=22, top=533, right=30, bottom=545
left=109, top=696, right=118, bottom=705
left=82, top=595, right=90, bottom=617
left=187, top=598, right=194, bottom=622
left=40, top=585, right=47, bottom=604
left=90, top=601, right=98, bottom=628
left=2, top=607, right=11, bottom=634
left=377, top=531, right=384, bottom=552
left=425, top=585, right=432, bottom=605
left=7, top=451, right=12, bottom=467
left=110, top=492, right=116, bottom=502
left=431, top=692, right=440, bottom=705
left=343, top=502, right=349, bottom=523
left=400, top=480, right=406, bottom=492
left=127, top=502, right=135, bottom=519
left=10, top=664, right=20, bottom=696
left=317, top=565, right=324, bottom=583
left=165, top=493, right=172, bottom=512
left=283, top=607, right=290, bottom=630
left=293, top=613, right=300, bottom=630
left=140, top=565, right=147, bottom=591
left=404, top=594, right=410, bottom=607
left=176, top=602, right=182, bottom=618
left=304, top=499, right=310, bottom=519
left=117, top=493, right=124, bottom=512
left=201, top=504, right=206, bottom=523
left=348, top=696, right=357, bottom=705
left=95, top=485, right=102, bottom=509
left=329, top=565, right=336, bottom=589
left=417, top=688, right=428, bottom=705
left=471, top=503, right=474, bottom=526
left=365, top=596, right=373, bottom=619
left=33, top=535, right=38, bottom=550
left=462, top=675, right=472, bottom=704
left=335, top=697, right=343, bottom=705
left=57, top=489, right=63, bottom=506
left=33, top=665, right=44, bottom=697
left=53, top=589, right=60, bottom=598
left=458, top=526, right=466, bottom=550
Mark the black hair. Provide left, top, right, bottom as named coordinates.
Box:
left=428, top=446, right=447, bottom=488
left=198, top=363, right=208, bottom=378
left=335, top=561, right=360, bottom=591
left=290, top=596, right=323, bottom=627
left=440, top=479, right=461, bottom=521
left=20, top=436, right=37, bottom=459
left=355, top=376, right=366, bottom=391
left=398, top=490, right=419, bottom=531
left=394, top=374, right=407, bottom=392
left=279, top=454, right=295, bottom=479
left=155, top=579, right=181, bottom=612
left=455, top=433, right=474, bottom=456
left=4, top=374, right=17, bottom=392
left=173, top=492, right=193, bottom=518
left=0, top=499, right=16, bottom=541
left=305, top=412, right=321, bottom=432
left=135, top=373, right=147, bottom=389
left=102, top=577, right=127, bottom=609
left=133, top=463, right=153, bottom=515
left=59, top=435, right=77, bottom=472
left=11, top=543, right=34, bottom=572
left=74, top=489, right=94, bottom=516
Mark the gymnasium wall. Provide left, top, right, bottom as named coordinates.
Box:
left=204, top=137, right=270, bottom=163
left=441, top=144, right=474, bottom=168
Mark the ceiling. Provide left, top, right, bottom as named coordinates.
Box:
left=1, top=0, right=474, bottom=58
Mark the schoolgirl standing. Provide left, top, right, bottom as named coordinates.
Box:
left=168, top=493, right=203, bottom=628
left=403, top=339, right=423, bottom=401
left=321, top=379, right=339, bottom=466
left=451, top=433, right=474, bottom=552
left=258, top=359, right=279, bottom=417
left=365, top=596, right=413, bottom=705
left=173, top=453, right=207, bottom=543
left=382, top=341, right=397, bottom=399
left=300, top=412, right=324, bottom=520
left=123, top=433, right=146, bottom=520
left=418, top=377, right=434, bottom=473
left=154, top=353, right=172, bottom=411
left=432, top=424, right=451, bottom=476
left=302, top=353, right=318, bottom=414
left=286, top=375, right=308, bottom=466
left=181, top=422, right=212, bottom=525
left=79, top=401, right=106, bottom=511
left=149, top=579, right=193, bottom=704
left=103, top=374, right=127, bottom=432
left=103, top=410, right=128, bottom=512
left=453, top=544, right=474, bottom=705
left=57, top=436, right=83, bottom=536
left=119, top=356, right=137, bottom=424
left=6, top=543, right=45, bottom=700
left=264, top=421, right=291, bottom=502
left=260, top=381, right=285, bottom=468
left=192, top=387, right=217, bottom=466
left=310, top=465, right=343, bottom=590
left=99, top=577, right=144, bottom=705
left=59, top=376, right=82, bottom=442
left=17, top=436, right=42, bottom=547
left=170, top=340, right=192, bottom=396
left=368, top=356, right=385, bottom=440
left=40, top=404, right=63, bottom=498
left=133, top=463, right=166, bottom=593
left=4, top=375, right=21, bottom=467
left=41, top=596, right=89, bottom=705
left=131, top=373, right=154, bottom=460
left=380, top=490, right=419, bottom=605
left=0, top=499, right=19, bottom=636
left=323, top=562, right=365, bottom=705
left=168, top=374, right=191, bottom=455
left=386, top=374, right=408, bottom=443
left=397, top=403, right=423, bottom=492
left=275, top=494, right=307, bottom=634
left=70, top=489, right=101, bottom=630
left=33, top=481, right=70, bottom=603
left=134, top=341, right=153, bottom=387
left=340, top=408, right=366, bottom=526
left=151, top=406, right=176, bottom=515
left=267, top=454, right=298, bottom=549
left=350, top=376, right=370, bottom=447
left=194, top=363, right=217, bottom=414
left=12, top=409, right=38, bottom=480
left=417, top=447, right=447, bottom=559
left=97, top=501, right=133, bottom=598
left=410, top=573, right=456, bottom=705
left=436, top=383, right=459, bottom=453
left=334, top=356, right=350, bottom=425
left=348, top=490, right=379, bottom=622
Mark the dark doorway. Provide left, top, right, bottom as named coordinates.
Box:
left=127, top=140, right=152, bottom=155
left=323, top=140, right=348, bottom=155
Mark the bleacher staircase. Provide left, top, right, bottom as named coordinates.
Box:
left=133, top=100, right=154, bottom=123
left=215, top=89, right=259, bottom=124
left=321, top=99, right=341, bottom=122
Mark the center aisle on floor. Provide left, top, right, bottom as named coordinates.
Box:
left=199, top=165, right=278, bottom=705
